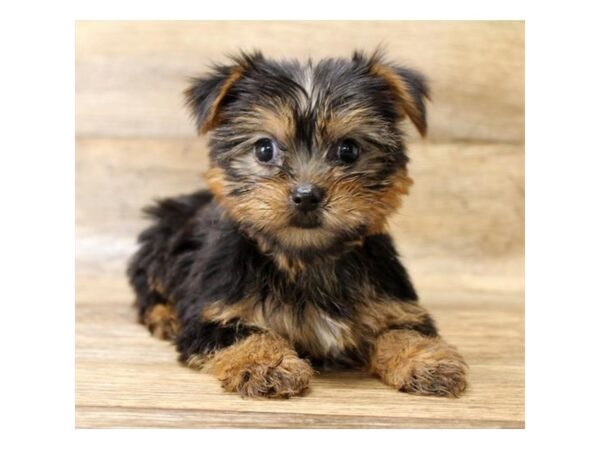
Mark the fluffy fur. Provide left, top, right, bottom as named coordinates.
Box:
left=127, top=50, right=467, bottom=398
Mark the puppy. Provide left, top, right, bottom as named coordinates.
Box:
left=127, top=50, right=467, bottom=398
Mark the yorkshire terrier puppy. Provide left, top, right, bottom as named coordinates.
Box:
left=127, top=50, right=467, bottom=398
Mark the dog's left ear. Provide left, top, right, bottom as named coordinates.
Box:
left=359, top=52, right=430, bottom=137
left=185, top=51, right=262, bottom=134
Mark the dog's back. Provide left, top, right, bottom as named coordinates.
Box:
left=127, top=190, right=213, bottom=326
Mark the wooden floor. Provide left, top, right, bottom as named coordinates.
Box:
left=75, top=137, right=524, bottom=429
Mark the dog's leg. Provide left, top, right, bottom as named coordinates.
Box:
left=142, top=304, right=179, bottom=340
left=176, top=321, right=313, bottom=398
left=364, top=301, right=468, bottom=397
left=129, top=260, right=177, bottom=340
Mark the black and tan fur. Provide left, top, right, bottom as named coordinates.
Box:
left=127, top=50, right=467, bottom=398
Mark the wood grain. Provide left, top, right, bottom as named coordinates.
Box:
left=75, top=21, right=524, bottom=143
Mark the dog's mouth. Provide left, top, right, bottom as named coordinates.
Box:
left=288, top=212, right=322, bottom=229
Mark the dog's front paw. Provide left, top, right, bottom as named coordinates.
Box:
left=209, top=333, right=314, bottom=398
left=398, top=353, right=467, bottom=397
left=223, top=356, right=312, bottom=398
left=370, top=330, right=468, bottom=397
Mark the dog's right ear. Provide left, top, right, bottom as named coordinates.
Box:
left=185, top=51, right=263, bottom=134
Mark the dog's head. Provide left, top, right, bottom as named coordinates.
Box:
left=186, top=50, right=429, bottom=255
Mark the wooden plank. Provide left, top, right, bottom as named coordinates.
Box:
left=76, top=406, right=524, bottom=429
left=75, top=21, right=524, bottom=143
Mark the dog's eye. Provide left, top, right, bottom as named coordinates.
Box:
left=254, top=138, right=279, bottom=163
left=337, top=139, right=360, bottom=164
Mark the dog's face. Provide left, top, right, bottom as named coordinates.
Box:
left=186, top=51, right=429, bottom=255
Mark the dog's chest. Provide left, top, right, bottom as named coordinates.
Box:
left=252, top=300, right=353, bottom=359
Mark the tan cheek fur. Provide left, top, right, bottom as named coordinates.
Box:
left=205, top=166, right=292, bottom=232
left=323, top=169, right=413, bottom=235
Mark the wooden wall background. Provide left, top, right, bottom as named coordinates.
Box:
left=76, top=21, right=524, bottom=142
left=75, top=21, right=525, bottom=428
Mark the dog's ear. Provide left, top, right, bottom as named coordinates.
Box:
left=185, top=51, right=263, bottom=134
left=355, top=51, right=430, bottom=136
left=389, top=66, right=429, bottom=137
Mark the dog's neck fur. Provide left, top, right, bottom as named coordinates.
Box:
left=237, top=222, right=365, bottom=278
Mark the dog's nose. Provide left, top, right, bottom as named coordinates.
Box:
left=291, top=184, right=323, bottom=212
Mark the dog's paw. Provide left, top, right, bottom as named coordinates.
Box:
left=143, top=304, right=179, bottom=340
left=209, top=333, right=314, bottom=398
left=398, top=353, right=467, bottom=397
left=370, top=330, right=468, bottom=398
left=223, top=356, right=313, bottom=398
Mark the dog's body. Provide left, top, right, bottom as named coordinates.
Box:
left=127, top=51, right=467, bottom=398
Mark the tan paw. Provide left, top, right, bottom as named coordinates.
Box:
left=224, top=356, right=312, bottom=398
left=143, top=304, right=179, bottom=340
left=370, top=329, right=468, bottom=397
left=209, top=333, right=314, bottom=398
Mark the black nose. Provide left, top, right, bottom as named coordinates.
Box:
left=291, top=184, right=323, bottom=212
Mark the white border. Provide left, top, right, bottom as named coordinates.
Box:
left=2, top=0, right=600, bottom=447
